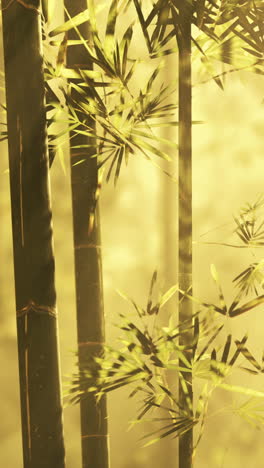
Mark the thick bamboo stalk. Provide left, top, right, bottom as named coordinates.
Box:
left=178, top=4, right=193, bottom=468
left=1, top=2, right=65, bottom=467
left=64, top=2, right=109, bottom=468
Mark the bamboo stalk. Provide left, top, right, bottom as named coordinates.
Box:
left=160, top=56, right=178, bottom=468
left=63, top=2, right=109, bottom=468
left=178, top=3, right=193, bottom=468
left=1, top=2, right=65, bottom=467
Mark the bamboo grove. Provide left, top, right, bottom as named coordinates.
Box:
left=1, top=1, right=264, bottom=468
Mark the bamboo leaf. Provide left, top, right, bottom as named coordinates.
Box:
left=235, top=340, right=262, bottom=372
left=235, top=397, right=264, bottom=429
left=50, top=4, right=105, bottom=37
left=221, top=334, right=232, bottom=364
left=229, top=334, right=248, bottom=366
left=143, top=418, right=196, bottom=447
left=219, top=383, right=264, bottom=399
left=197, top=324, right=224, bottom=362
left=56, top=33, right=68, bottom=74
left=133, top=0, right=152, bottom=52
left=50, top=9, right=90, bottom=37
left=210, top=264, right=227, bottom=314
left=159, top=285, right=178, bottom=308
left=196, top=0, right=206, bottom=29
left=104, top=0, right=118, bottom=61
left=229, top=295, right=264, bottom=318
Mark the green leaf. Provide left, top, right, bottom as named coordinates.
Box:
left=50, top=4, right=105, bottom=37
left=219, top=383, right=264, bottom=399
left=60, top=68, right=102, bottom=80
left=235, top=397, right=264, bottom=429
left=116, top=289, right=145, bottom=317
left=229, top=294, right=264, bottom=318
left=235, top=340, right=262, bottom=372
left=196, top=0, right=206, bottom=29
left=105, top=0, right=118, bottom=37
left=221, top=334, right=232, bottom=364
left=159, top=285, right=178, bottom=308
left=133, top=0, right=152, bottom=52
left=142, top=417, right=196, bottom=447
left=210, top=264, right=227, bottom=314
left=197, top=324, right=224, bottom=362
left=50, top=9, right=90, bottom=37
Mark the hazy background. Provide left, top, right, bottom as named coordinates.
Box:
left=0, top=3, right=264, bottom=468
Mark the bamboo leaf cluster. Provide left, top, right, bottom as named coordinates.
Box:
left=68, top=198, right=264, bottom=450
left=128, top=1, right=264, bottom=84
left=41, top=0, right=181, bottom=184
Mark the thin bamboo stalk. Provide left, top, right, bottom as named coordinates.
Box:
left=178, top=3, right=193, bottom=468
left=160, top=56, right=178, bottom=468
left=63, top=2, right=109, bottom=468
left=1, top=2, right=65, bottom=467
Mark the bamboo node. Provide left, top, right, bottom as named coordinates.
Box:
left=81, top=434, right=109, bottom=439
left=16, top=0, right=40, bottom=11
left=74, top=243, right=102, bottom=250
left=78, top=341, right=105, bottom=347
left=17, top=300, right=57, bottom=318
left=1, top=0, right=40, bottom=11
left=1, top=0, right=14, bottom=11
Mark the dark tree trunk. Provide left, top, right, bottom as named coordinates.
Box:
left=1, top=1, right=65, bottom=468
left=64, top=2, right=109, bottom=468
left=178, top=3, right=193, bottom=468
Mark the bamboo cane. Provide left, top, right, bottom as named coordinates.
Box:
left=63, top=2, right=109, bottom=467
left=2, top=2, right=65, bottom=467
left=178, top=3, right=193, bottom=468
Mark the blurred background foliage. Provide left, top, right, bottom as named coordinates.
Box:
left=0, top=1, right=264, bottom=467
